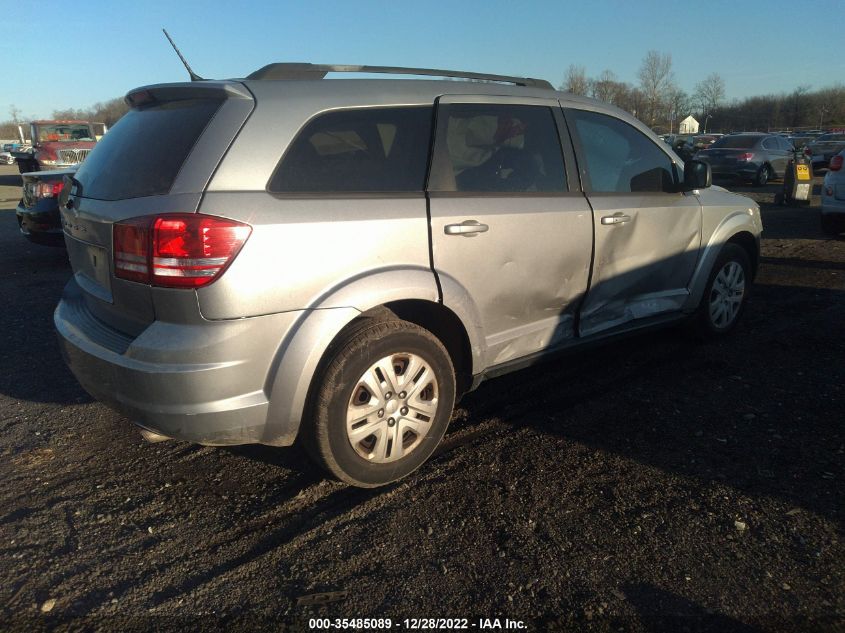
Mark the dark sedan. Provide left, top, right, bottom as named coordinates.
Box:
left=694, top=133, right=794, bottom=186
left=16, top=168, right=75, bottom=246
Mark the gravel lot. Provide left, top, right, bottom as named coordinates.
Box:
left=0, top=163, right=843, bottom=632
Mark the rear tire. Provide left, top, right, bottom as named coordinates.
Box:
left=303, top=319, right=456, bottom=488
left=752, top=164, right=771, bottom=187
left=690, top=243, right=752, bottom=338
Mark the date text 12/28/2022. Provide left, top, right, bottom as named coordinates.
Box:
left=308, top=618, right=528, bottom=630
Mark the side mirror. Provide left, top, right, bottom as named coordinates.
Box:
left=682, top=159, right=711, bottom=191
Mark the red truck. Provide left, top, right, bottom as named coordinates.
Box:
left=12, top=120, right=105, bottom=173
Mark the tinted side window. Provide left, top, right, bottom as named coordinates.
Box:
left=74, top=99, right=222, bottom=201
left=269, top=107, right=433, bottom=193
left=430, top=104, right=567, bottom=193
left=778, top=137, right=794, bottom=151
left=566, top=109, right=675, bottom=193
left=762, top=138, right=776, bottom=150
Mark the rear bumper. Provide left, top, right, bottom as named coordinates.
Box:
left=55, top=278, right=303, bottom=446
left=709, top=164, right=760, bottom=179
left=822, top=196, right=845, bottom=215
left=16, top=201, right=64, bottom=246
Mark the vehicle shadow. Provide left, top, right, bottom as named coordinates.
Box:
left=620, top=583, right=764, bottom=632
left=0, top=214, right=84, bottom=405
left=446, top=278, right=844, bottom=525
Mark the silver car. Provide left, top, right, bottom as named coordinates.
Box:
left=55, top=64, right=762, bottom=487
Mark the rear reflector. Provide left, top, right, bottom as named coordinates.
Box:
left=830, top=155, right=843, bottom=172
left=737, top=153, right=754, bottom=162
left=113, top=214, right=251, bottom=288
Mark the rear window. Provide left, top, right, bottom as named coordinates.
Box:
left=710, top=135, right=761, bottom=149
left=73, top=99, right=221, bottom=201
left=269, top=106, right=433, bottom=193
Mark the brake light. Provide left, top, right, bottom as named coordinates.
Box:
left=35, top=181, right=63, bottom=198
left=737, top=153, right=754, bottom=162
left=830, top=155, right=843, bottom=171
left=113, top=214, right=251, bottom=288
left=804, top=147, right=812, bottom=157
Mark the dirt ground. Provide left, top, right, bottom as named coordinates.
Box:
left=0, top=163, right=842, bottom=632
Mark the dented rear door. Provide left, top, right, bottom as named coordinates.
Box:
left=428, top=96, right=593, bottom=369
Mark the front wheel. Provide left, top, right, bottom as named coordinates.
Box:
left=304, top=319, right=456, bottom=487
left=691, top=243, right=752, bottom=337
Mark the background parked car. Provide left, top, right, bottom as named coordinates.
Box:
left=16, top=168, right=75, bottom=246
left=821, top=149, right=845, bottom=235
left=0, top=151, right=15, bottom=165
left=692, top=134, right=720, bottom=150
left=805, top=132, right=845, bottom=171
left=694, top=133, right=795, bottom=186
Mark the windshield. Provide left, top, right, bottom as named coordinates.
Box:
left=710, top=135, right=759, bottom=149
left=36, top=123, right=94, bottom=142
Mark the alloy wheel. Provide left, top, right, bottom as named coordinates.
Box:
left=709, top=261, right=746, bottom=329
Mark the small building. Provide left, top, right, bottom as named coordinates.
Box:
left=679, top=115, right=699, bottom=134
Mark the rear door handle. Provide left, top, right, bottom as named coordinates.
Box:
left=444, top=220, right=489, bottom=236
left=601, top=213, right=632, bottom=225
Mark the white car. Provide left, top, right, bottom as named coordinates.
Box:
left=0, top=151, right=15, bottom=165
left=821, top=150, right=845, bottom=235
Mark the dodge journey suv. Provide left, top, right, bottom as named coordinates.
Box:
left=55, top=64, right=762, bottom=487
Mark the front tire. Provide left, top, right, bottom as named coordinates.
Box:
left=692, top=243, right=752, bottom=337
left=304, top=319, right=456, bottom=487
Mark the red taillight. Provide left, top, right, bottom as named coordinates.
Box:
left=737, top=153, right=754, bottom=162
left=113, top=214, right=251, bottom=288
left=35, top=181, right=64, bottom=198
left=804, top=147, right=812, bottom=157
left=830, top=155, right=843, bottom=172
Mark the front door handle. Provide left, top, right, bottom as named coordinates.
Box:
left=444, top=220, right=489, bottom=236
left=601, top=213, right=632, bottom=225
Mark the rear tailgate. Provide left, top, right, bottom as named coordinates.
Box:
left=62, top=82, right=254, bottom=335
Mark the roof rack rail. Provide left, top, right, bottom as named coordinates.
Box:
left=246, top=63, right=553, bottom=90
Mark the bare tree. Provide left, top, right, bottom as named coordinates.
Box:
left=693, top=73, right=726, bottom=119
left=789, top=85, right=812, bottom=128
left=637, top=51, right=673, bottom=125
left=591, top=69, right=620, bottom=104
left=8, top=105, right=21, bottom=123
left=560, top=64, right=590, bottom=96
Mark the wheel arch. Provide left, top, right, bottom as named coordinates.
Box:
left=686, top=213, right=761, bottom=310
left=260, top=268, right=482, bottom=446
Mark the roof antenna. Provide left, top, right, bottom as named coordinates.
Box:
left=162, top=29, right=204, bottom=81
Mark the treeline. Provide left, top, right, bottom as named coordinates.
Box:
left=0, top=98, right=128, bottom=140
left=714, top=86, right=845, bottom=132
left=3, top=57, right=844, bottom=140
left=561, top=52, right=844, bottom=133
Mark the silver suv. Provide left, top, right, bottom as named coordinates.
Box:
left=55, top=64, right=762, bottom=487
